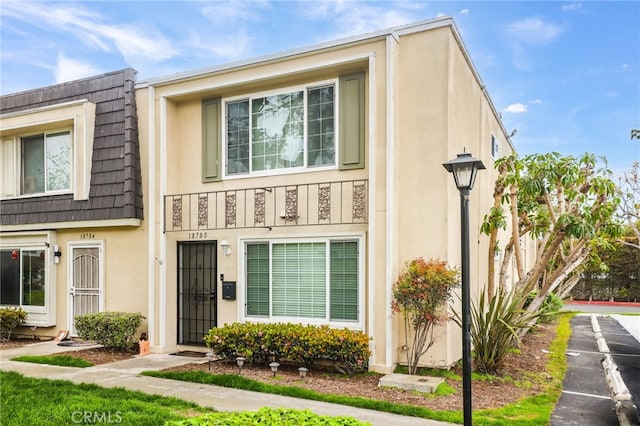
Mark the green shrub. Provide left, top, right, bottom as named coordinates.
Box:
left=74, top=311, right=144, bottom=351
left=165, top=407, right=370, bottom=426
left=204, top=322, right=371, bottom=374
left=455, top=288, right=542, bottom=375
left=0, top=307, right=27, bottom=341
left=524, top=292, right=563, bottom=322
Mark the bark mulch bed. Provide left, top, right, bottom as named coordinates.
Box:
left=161, top=323, right=557, bottom=411
left=1, top=323, right=556, bottom=411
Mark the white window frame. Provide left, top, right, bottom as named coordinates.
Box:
left=490, top=133, right=500, bottom=159
left=0, top=99, right=95, bottom=200
left=239, top=234, right=364, bottom=330
left=222, top=79, right=339, bottom=179
left=18, top=128, right=73, bottom=195
left=0, top=231, right=57, bottom=326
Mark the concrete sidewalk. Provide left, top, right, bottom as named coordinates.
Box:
left=0, top=341, right=455, bottom=426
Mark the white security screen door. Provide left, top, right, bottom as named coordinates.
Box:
left=69, top=244, right=103, bottom=335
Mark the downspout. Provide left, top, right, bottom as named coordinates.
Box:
left=147, top=86, right=156, bottom=348
left=385, top=32, right=399, bottom=369
left=159, top=97, right=168, bottom=349
left=367, top=54, right=377, bottom=366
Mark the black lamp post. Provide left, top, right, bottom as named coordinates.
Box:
left=442, top=152, right=485, bottom=426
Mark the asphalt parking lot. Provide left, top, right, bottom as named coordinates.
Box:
left=551, top=315, right=640, bottom=426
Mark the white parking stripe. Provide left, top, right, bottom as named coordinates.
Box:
left=561, top=390, right=611, bottom=400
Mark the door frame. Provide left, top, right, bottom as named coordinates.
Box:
left=67, top=240, right=104, bottom=335
left=177, top=240, right=218, bottom=346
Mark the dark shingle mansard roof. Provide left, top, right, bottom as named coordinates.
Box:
left=0, top=69, right=143, bottom=226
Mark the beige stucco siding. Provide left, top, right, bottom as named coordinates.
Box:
left=135, top=20, right=518, bottom=372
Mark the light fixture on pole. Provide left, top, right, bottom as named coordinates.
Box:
left=442, top=152, right=485, bottom=426
left=298, top=367, right=308, bottom=380
left=269, top=362, right=280, bottom=377
left=236, top=356, right=245, bottom=375
left=205, top=351, right=214, bottom=371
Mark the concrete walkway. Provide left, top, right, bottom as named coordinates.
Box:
left=0, top=341, right=455, bottom=426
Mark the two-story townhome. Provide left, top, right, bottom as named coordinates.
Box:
left=136, top=17, right=515, bottom=372
left=0, top=69, right=147, bottom=336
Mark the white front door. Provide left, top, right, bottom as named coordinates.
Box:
left=68, top=242, right=104, bottom=335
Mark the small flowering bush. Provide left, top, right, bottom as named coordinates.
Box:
left=204, top=322, right=371, bottom=374
left=391, top=257, right=459, bottom=375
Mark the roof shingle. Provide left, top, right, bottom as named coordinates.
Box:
left=0, top=68, right=143, bottom=226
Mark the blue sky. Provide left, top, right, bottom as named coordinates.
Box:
left=1, top=1, right=638, bottom=176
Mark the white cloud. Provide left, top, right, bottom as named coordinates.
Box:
left=504, top=103, right=528, bottom=114
left=54, top=53, right=101, bottom=84
left=187, top=29, right=251, bottom=59
left=459, top=9, right=469, bottom=16
left=505, top=17, right=566, bottom=46
left=561, top=3, right=582, bottom=11
left=1, top=1, right=176, bottom=64
left=299, top=1, right=425, bottom=41
left=530, top=99, right=543, bottom=104
left=504, top=17, right=566, bottom=69
left=201, top=0, right=270, bottom=23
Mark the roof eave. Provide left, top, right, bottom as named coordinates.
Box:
left=138, top=16, right=454, bottom=88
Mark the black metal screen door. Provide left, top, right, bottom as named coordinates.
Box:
left=177, top=242, right=217, bottom=345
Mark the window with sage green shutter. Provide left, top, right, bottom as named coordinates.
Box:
left=212, top=73, right=365, bottom=180
left=244, top=238, right=361, bottom=325
left=246, top=243, right=269, bottom=316
left=330, top=241, right=358, bottom=321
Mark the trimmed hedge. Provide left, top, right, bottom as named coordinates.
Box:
left=204, top=322, right=371, bottom=374
left=0, top=307, right=27, bottom=341
left=74, top=311, right=144, bottom=351
left=165, top=407, right=370, bottom=425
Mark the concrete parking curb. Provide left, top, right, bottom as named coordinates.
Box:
left=592, top=315, right=640, bottom=426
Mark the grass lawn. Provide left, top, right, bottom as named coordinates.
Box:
left=0, top=371, right=213, bottom=426
left=11, top=355, right=95, bottom=368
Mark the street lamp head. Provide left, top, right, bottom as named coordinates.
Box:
left=442, top=152, right=486, bottom=191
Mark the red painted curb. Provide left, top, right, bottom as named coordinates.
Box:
left=565, top=300, right=640, bottom=307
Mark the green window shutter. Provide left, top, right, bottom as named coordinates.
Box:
left=202, top=98, right=222, bottom=182
left=330, top=241, right=359, bottom=321
left=246, top=243, right=270, bottom=316
left=339, top=72, right=365, bottom=170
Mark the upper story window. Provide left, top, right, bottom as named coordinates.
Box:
left=225, top=83, right=336, bottom=176
left=491, top=134, right=500, bottom=159
left=201, top=72, right=365, bottom=182
left=21, top=130, right=72, bottom=194
left=0, top=99, right=95, bottom=200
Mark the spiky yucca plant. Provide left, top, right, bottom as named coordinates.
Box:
left=455, top=288, right=542, bottom=374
